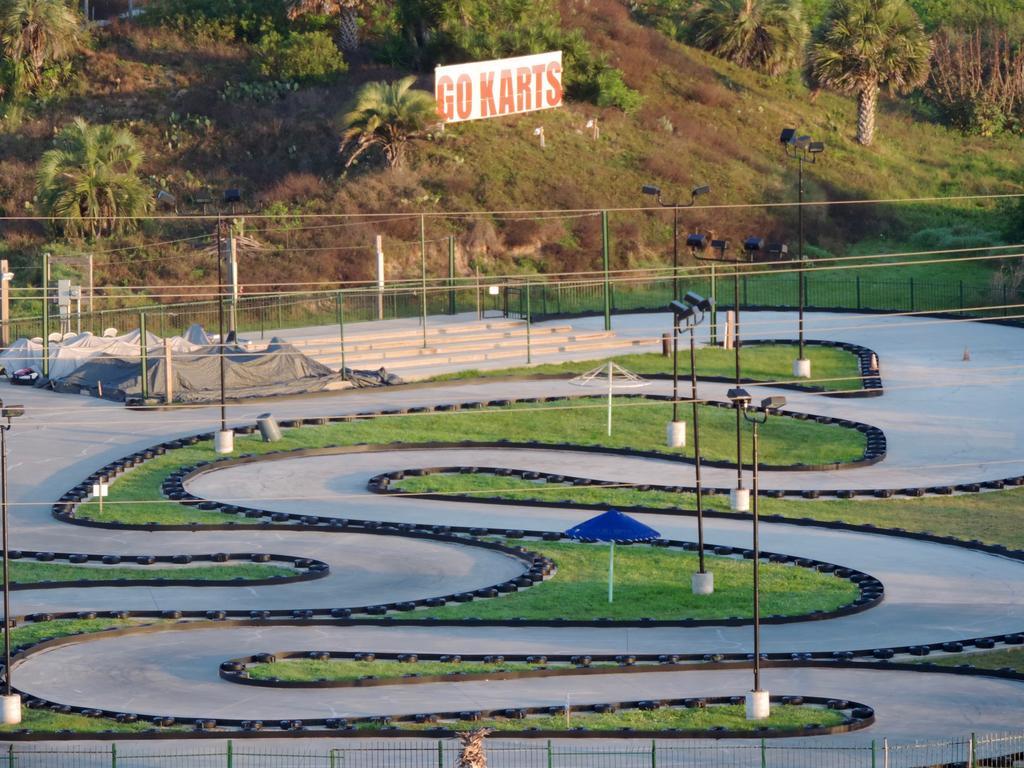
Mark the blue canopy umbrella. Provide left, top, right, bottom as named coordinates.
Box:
left=565, top=509, right=661, bottom=603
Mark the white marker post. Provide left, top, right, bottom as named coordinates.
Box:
left=92, top=479, right=109, bottom=517
left=376, top=235, right=385, bottom=321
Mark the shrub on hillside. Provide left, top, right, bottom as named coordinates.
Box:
left=144, top=0, right=287, bottom=41
left=254, top=30, right=347, bottom=83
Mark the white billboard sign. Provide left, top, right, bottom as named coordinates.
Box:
left=435, top=51, right=563, bottom=124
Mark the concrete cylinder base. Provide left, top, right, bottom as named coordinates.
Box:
left=1, top=694, right=21, bottom=725
left=793, top=358, right=811, bottom=378
left=214, top=430, right=234, bottom=455
left=745, top=690, right=770, bottom=721
left=667, top=421, right=686, bottom=448
left=691, top=571, right=714, bottom=595
left=730, top=487, right=750, bottom=512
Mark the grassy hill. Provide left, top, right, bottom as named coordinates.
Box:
left=0, top=0, right=1020, bottom=297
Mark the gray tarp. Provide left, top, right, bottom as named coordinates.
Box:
left=52, top=338, right=347, bottom=403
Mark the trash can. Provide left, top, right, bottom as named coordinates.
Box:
left=257, top=413, right=282, bottom=443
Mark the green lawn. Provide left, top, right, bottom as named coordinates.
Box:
left=413, top=540, right=858, bottom=621
left=74, top=399, right=865, bottom=526
left=392, top=474, right=1024, bottom=548
left=429, top=344, right=865, bottom=392
left=248, top=658, right=564, bottom=682
left=359, top=704, right=847, bottom=732
left=2, top=561, right=295, bottom=585
left=920, top=648, right=1024, bottom=672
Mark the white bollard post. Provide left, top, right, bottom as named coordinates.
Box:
left=730, top=487, right=750, bottom=512
left=215, top=430, right=234, bottom=454
left=1, top=694, right=21, bottom=724
left=666, top=421, right=686, bottom=448
left=792, top=358, right=811, bottom=378
left=691, top=571, right=714, bottom=595
left=745, top=690, right=770, bottom=720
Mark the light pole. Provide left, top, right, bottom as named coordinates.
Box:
left=641, top=184, right=710, bottom=302
left=214, top=216, right=232, bottom=454
left=780, top=129, right=824, bottom=379
left=0, top=400, right=24, bottom=725
left=727, top=387, right=785, bottom=721
left=670, top=292, right=715, bottom=595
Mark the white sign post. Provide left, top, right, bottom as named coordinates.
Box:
left=92, top=480, right=109, bottom=517
left=435, top=51, right=563, bottom=124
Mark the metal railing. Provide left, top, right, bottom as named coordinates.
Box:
left=1, top=732, right=1022, bottom=768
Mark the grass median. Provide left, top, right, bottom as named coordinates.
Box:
left=393, top=474, right=1024, bottom=549
left=412, top=539, right=858, bottom=621
left=430, top=344, right=865, bottom=392
left=73, top=397, right=865, bottom=527
left=1, top=561, right=296, bottom=585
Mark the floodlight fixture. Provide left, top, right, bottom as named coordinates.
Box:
left=691, top=185, right=711, bottom=199
left=156, top=190, right=176, bottom=209
left=767, top=242, right=789, bottom=260
left=642, top=184, right=661, bottom=196
left=686, top=233, right=708, bottom=251
left=683, top=291, right=714, bottom=313
left=779, top=128, right=797, bottom=144
left=760, top=395, right=786, bottom=411
left=0, top=405, right=23, bottom=420
left=743, top=236, right=765, bottom=253
left=223, top=188, right=242, bottom=204
left=727, top=387, right=752, bottom=406
left=669, top=300, right=695, bottom=321
left=808, top=141, right=825, bottom=154
left=711, top=238, right=728, bottom=252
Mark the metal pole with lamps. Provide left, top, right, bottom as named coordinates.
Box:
left=727, top=388, right=786, bottom=720
left=214, top=217, right=232, bottom=454
left=670, top=291, right=715, bottom=595
left=641, top=184, right=710, bottom=302
left=780, top=129, right=824, bottom=378
left=0, top=400, right=24, bottom=724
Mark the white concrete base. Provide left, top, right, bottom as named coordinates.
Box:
left=691, top=571, right=714, bottom=595
left=793, top=358, right=811, bottom=378
left=730, top=487, right=750, bottom=512
left=745, top=690, right=770, bottom=720
left=1, top=694, right=21, bottom=725
left=667, top=421, right=686, bottom=448
left=214, top=430, right=234, bottom=454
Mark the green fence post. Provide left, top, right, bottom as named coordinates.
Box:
left=526, top=281, right=532, bottom=364
left=330, top=748, right=337, bottom=768
left=337, top=291, right=346, bottom=378
left=910, top=277, right=915, bottom=311
left=420, top=214, right=428, bottom=348
left=709, top=264, right=718, bottom=345
left=743, top=274, right=749, bottom=308
left=277, top=294, right=283, bottom=329
left=959, top=280, right=964, bottom=313
left=226, top=739, right=233, bottom=768
left=760, top=737, right=766, bottom=768
left=438, top=739, right=445, bottom=768
left=871, top=739, right=877, bottom=768
left=111, top=743, right=117, bottom=768
left=448, top=235, right=457, bottom=315
left=971, top=733, right=978, bottom=768
left=601, top=210, right=611, bottom=331
left=546, top=739, right=553, bottom=768
left=6, top=743, right=12, bottom=768
left=139, top=312, right=148, bottom=400
left=41, top=252, right=49, bottom=378
left=651, top=739, right=657, bottom=768
left=1004, top=284, right=1009, bottom=316
left=856, top=275, right=862, bottom=310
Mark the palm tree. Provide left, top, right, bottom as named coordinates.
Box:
left=689, top=0, right=806, bottom=76
left=809, top=0, right=932, bottom=146
left=36, top=118, right=152, bottom=238
left=340, top=76, right=438, bottom=169
left=0, top=0, right=83, bottom=89
left=287, top=0, right=362, bottom=52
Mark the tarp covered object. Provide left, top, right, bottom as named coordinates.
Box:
left=52, top=338, right=346, bottom=403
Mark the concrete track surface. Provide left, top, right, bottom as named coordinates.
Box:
left=3, top=311, right=1024, bottom=757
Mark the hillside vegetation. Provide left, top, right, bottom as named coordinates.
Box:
left=0, top=0, right=1021, bottom=298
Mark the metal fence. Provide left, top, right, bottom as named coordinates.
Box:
left=5, top=269, right=1021, bottom=345
left=2, top=733, right=1023, bottom=768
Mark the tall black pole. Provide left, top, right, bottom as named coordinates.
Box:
left=1, top=423, right=11, bottom=697
left=216, top=218, right=227, bottom=433
left=751, top=416, right=762, bottom=691
left=689, top=318, right=705, bottom=573
left=734, top=269, right=743, bottom=492
left=797, top=157, right=805, bottom=361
